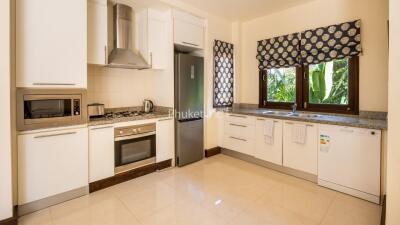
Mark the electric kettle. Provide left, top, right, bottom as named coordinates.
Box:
left=143, top=99, right=154, bottom=113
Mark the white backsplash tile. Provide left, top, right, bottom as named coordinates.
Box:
left=87, top=65, right=158, bottom=108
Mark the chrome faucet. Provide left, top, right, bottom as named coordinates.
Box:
left=291, top=103, right=297, bottom=114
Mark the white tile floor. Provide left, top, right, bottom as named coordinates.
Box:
left=19, top=154, right=382, bottom=225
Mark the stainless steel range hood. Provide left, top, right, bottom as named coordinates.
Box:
left=107, top=4, right=151, bottom=69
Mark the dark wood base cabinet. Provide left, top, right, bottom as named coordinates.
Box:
left=89, top=159, right=172, bottom=193
left=205, top=147, right=221, bottom=158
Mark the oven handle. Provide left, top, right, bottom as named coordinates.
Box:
left=114, top=131, right=156, bottom=142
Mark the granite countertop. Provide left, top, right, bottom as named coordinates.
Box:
left=220, top=107, right=387, bottom=130
left=88, top=106, right=172, bottom=126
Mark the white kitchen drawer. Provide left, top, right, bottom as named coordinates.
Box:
left=223, top=134, right=255, bottom=156
left=224, top=121, right=255, bottom=140
left=224, top=113, right=256, bottom=125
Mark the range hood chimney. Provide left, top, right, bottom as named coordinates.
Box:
left=107, top=4, right=151, bottom=69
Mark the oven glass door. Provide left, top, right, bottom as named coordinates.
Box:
left=115, top=134, right=156, bottom=168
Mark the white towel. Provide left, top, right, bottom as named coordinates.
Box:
left=263, top=120, right=274, bottom=145
left=292, top=124, right=307, bottom=144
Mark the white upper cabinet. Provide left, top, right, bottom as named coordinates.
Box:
left=137, top=9, right=171, bottom=70
left=173, top=10, right=205, bottom=50
left=87, top=0, right=108, bottom=65
left=283, top=121, right=318, bottom=175
left=156, top=118, right=174, bottom=163
left=89, top=125, right=114, bottom=183
left=16, top=0, right=87, bottom=88
left=255, top=118, right=283, bottom=166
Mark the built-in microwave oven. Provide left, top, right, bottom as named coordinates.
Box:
left=17, top=88, right=87, bottom=131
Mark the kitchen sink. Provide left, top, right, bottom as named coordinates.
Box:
left=262, top=110, right=288, bottom=115
left=287, top=113, right=320, bottom=118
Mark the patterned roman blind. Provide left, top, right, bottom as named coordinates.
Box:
left=256, top=33, right=301, bottom=70
left=213, top=40, right=234, bottom=107
left=256, top=20, right=362, bottom=69
left=300, top=20, right=362, bottom=65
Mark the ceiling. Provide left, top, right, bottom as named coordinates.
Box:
left=177, top=0, right=316, bottom=21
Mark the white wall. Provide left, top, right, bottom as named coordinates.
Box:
left=237, top=0, right=389, bottom=112
left=0, top=0, right=14, bottom=220
left=87, top=66, right=171, bottom=108
left=386, top=0, right=400, bottom=223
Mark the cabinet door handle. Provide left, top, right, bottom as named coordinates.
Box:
left=229, top=123, right=247, bottom=128
left=257, top=118, right=280, bottom=123
left=229, top=114, right=246, bottom=119
left=285, top=122, right=313, bottom=127
left=182, top=41, right=199, bottom=47
left=34, top=131, right=77, bottom=139
left=229, top=136, right=247, bottom=142
left=104, top=45, right=108, bottom=65
left=158, top=118, right=173, bottom=122
left=33, top=83, right=76, bottom=86
left=90, top=126, right=113, bottom=130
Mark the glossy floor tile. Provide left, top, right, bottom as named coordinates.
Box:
left=18, top=154, right=382, bottom=225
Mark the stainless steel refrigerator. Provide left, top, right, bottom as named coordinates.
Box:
left=174, top=53, right=204, bottom=167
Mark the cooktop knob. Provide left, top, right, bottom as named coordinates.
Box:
left=132, top=129, right=137, bottom=133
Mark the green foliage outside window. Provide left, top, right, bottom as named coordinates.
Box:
left=266, top=58, right=349, bottom=105
left=267, top=67, right=296, bottom=103
left=309, top=58, right=349, bottom=105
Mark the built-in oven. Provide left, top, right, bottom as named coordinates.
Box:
left=114, top=123, right=156, bottom=174
left=17, top=88, right=87, bottom=131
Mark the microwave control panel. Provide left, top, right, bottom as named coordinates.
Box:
left=73, top=99, right=81, bottom=116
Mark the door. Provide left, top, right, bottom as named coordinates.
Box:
left=89, top=125, right=114, bottom=183
left=255, top=118, right=283, bottom=165
left=175, top=53, right=204, bottom=120
left=18, top=127, right=88, bottom=204
left=88, top=0, right=108, bottom=65
left=16, top=0, right=87, bottom=88
left=283, top=121, right=318, bottom=175
left=174, top=19, right=204, bottom=49
left=176, top=119, right=204, bottom=166
left=156, top=118, right=175, bottom=163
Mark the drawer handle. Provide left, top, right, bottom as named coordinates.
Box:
left=33, top=83, right=76, bottom=86
left=34, top=131, right=77, bottom=139
left=285, top=122, right=313, bottom=127
left=90, top=126, right=113, bottom=130
left=229, top=136, right=247, bottom=142
left=182, top=41, right=199, bottom=47
left=229, top=115, right=247, bottom=119
left=229, top=123, right=247, bottom=128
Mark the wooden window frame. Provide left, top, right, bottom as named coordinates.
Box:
left=259, top=57, right=359, bottom=115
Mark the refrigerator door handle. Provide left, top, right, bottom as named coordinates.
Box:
left=177, top=117, right=203, bottom=122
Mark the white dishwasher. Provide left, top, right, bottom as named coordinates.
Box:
left=318, top=125, right=381, bottom=204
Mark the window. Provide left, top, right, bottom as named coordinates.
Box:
left=266, top=67, right=296, bottom=103
left=260, top=57, right=359, bottom=114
